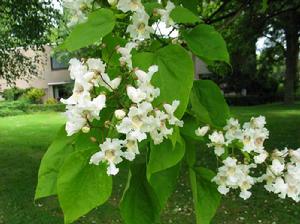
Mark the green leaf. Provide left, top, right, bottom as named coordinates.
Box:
left=190, top=167, right=221, bottom=224
left=147, top=135, right=185, bottom=180
left=120, top=163, right=160, bottom=224
left=170, top=6, right=200, bottom=24
left=61, top=9, right=115, bottom=51
left=35, top=126, right=77, bottom=199
left=180, top=0, right=198, bottom=14
left=183, top=24, right=229, bottom=64
left=133, top=44, right=194, bottom=118
left=190, top=80, right=230, bottom=127
left=148, top=163, right=181, bottom=208
left=57, top=149, right=112, bottom=224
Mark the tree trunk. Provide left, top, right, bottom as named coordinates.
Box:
left=284, top=14, right=299, bottom=104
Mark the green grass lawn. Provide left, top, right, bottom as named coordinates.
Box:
left=0, top=103, right=299, bottom=224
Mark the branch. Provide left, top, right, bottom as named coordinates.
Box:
left=206, top=0, right=252, bottom=25
left=265, top=4, right=300, bottom=20
left=204, top=0, right=232, bottom=23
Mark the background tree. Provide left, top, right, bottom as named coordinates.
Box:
left=0, top=0, right=61, bottom=84
left=202, top=0, right=300, bottom=104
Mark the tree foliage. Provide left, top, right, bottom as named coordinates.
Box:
left=0, top=0, right=61, bottom=84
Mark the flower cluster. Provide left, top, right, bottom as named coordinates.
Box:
left=197, top=117, right=268, bottom=199
left=90, top=65, right=183, bottom=175
left=258, top=148, right=300, bottom=202
left=63, top=0, right=93, bottom=27
left=196, top=117, right=300, bottom=202
left=207, top=116, right=269, bottom=163
left=115, top=0, right=176, bottom=40
left=212, top=157, right=256, bottom=200
left=60, top=58, right=121, bottom=136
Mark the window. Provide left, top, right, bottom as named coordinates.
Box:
left=50, top=57, right=68, bottom=70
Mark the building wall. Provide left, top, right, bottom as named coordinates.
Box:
left=0, top=46, right=71, bottom=100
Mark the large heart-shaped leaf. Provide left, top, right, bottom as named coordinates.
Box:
left=61, top=8, right=115, bottom=51
left=190, top=80, right=230, bottom=127
left=120, top=163, right=160, bottom=224
left=189, top=167, right=221, bottom=224
left=35, top=126, right=77, bottom=199
left=183, top=24, right=229, bottom=64
left=57, top=149, right=112, bottom=224
left=147, top=135, right=185, bottom=180
left=148, top=163, right=181, bottom=208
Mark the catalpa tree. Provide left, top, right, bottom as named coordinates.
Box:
left=35, top=0, right=300, bottom=223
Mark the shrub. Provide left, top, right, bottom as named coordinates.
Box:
left=45, top=98, right=58, bottom=105
left=2, top=87, right=27, bottom=101
left=27, top=104, right=65, bottom=112
left=24, top=88, right=45, bottom=104
left=0, top=108, right=24, bottom=117
left=0, top=100, right=65, bottom=117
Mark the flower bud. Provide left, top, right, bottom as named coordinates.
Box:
left=195, top=126, right=210, bottom=137
left=108, top=0, right=118, bottom=6
left=114, top=109, right=126, bottom=120
left=82, top=126, right=90, bottom=133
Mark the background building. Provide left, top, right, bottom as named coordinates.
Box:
left=0, top=46, right=71, bottom=101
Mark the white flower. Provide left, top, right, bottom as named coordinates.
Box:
left=243, top=116, right=266, bottom=130
left=129, top=66, right=160, bottom=103
left=208, top=131, right=226, bottom=156
left=260, top=150, right=300, bottom=202
left=87, top=58, right=106, bottom=74
left=68, top=58, right=87, bottom=80
left=123, top=136, right=139, bottom=161
left=115, top=109, right=126, bottom=120
left=157, top=0, right=175, bottom=27
left=273, top=177, right=288, bottom=199
left=117, top=42, right=138, bottom=69
left=290, top=148, right=300, bottom=163
left=270, top=159, right=285, bottom=175
left=195, top=125, right=210, bottom=137
left=61, top=87, right=91, bottom=105
left=224, top=118, right=242, bottom=143
left=64, top=95, right=106, bottom=136
left=117, top=0, right=142, bottom=12
left=116, top=102, right=154, bottom=142
left=212, top=157, right=256, bottom=200
left=150, top=110, right=173, bottom=144
left=126, top=9, right=154, bottom=40
left=63, top=0, right=93, bottom=11
left=63, top=0, right=93, bottom=26
left=65, top=107, right=88, bottom=136
left=240, top=190, right=252, bottom=200
left=254, top=151, right=268, bottom=164
left=163, top=100, right=184, bottom=127
left=127, top=85, right=147, bottom=103
left=90, top=138, right=125, bottom=175
left=217, top=185, right=230, bottom=195
left=100, top=73, right=122, bottom=91
left=135, top=65, right=158, bottom=84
